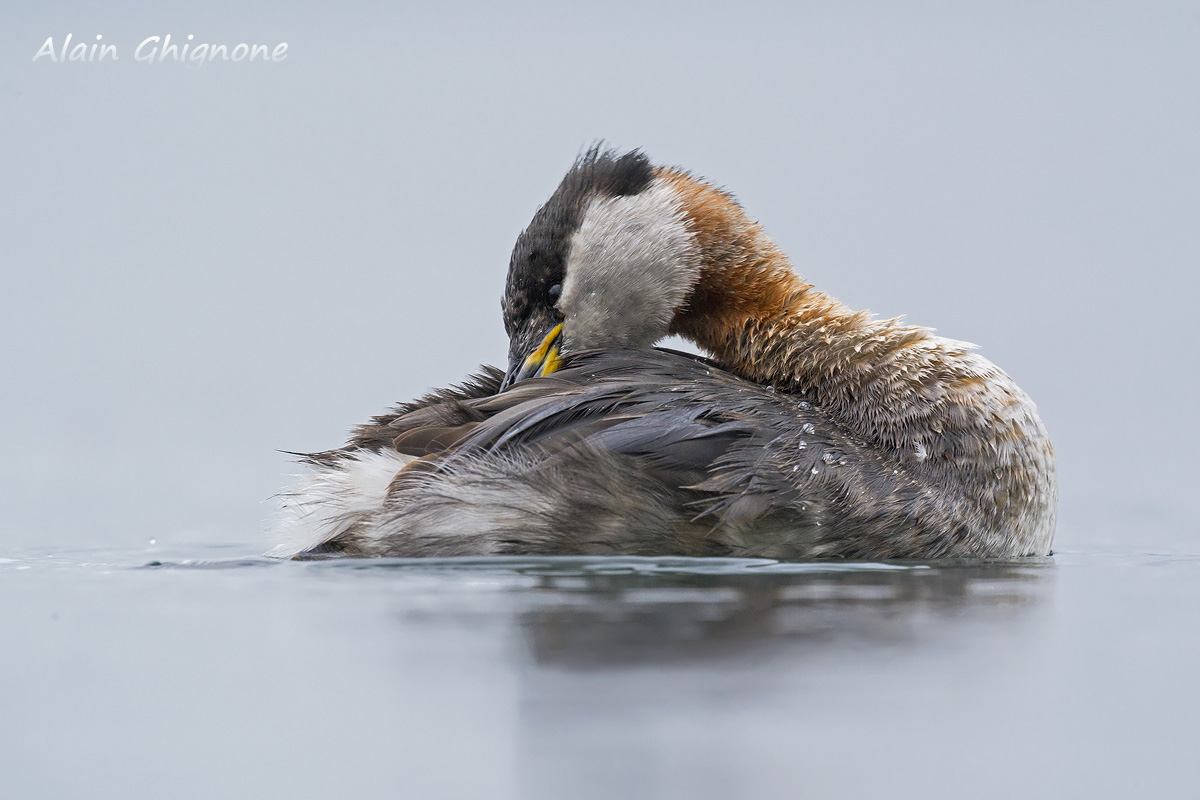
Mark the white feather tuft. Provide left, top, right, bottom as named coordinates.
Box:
left=268, top=448, right=415, bottom=557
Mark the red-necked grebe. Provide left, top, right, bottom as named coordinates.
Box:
left=273, top=148, right=1056, bottom=559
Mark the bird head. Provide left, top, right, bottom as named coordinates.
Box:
left=499, top=147, right=707, bottom=389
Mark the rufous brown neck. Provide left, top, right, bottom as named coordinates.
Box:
left=657, top=168, right=1042, bottom=475
left=659, top=168, right=898, bottom=392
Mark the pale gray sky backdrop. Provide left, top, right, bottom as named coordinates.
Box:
left=3, top=1, right=1197, bottom=554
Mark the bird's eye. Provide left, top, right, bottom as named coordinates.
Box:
left=548, top=283, right=562, bottom=303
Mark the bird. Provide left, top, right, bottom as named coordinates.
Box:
left=272, top=147, right=1057, bottom=560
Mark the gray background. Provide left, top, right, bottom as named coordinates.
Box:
left=4, top=2, right=1197, bottom=558
left=4, top=4, right=1200, bottom=800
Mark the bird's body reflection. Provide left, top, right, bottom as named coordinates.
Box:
left=512, top=560, right=1050, bottom=666
left=321, top=557, right=1051, bottom=666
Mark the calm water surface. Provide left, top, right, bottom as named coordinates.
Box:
left=3, top=543, right=1197, bottom=799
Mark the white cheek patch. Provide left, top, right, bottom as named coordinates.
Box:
left=561, top=177, right=700, bottom=350
left=269, top=448, right=415, bottom=556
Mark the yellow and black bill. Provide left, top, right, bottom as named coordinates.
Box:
left=500, top=323, right=563, bottom=391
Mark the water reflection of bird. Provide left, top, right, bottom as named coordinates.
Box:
left=274, top=148, right=1056, bottom=560
left=509, top=561, right=1049, bottom=668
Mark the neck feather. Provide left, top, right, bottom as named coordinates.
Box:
left=660, top=169, right=1056, bottom=544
